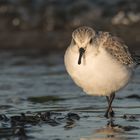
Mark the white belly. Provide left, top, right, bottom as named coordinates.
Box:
left=64, top=47, right=133, bottom=96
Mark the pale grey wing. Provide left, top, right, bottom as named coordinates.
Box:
left=99, top=32, right=135, bottom=66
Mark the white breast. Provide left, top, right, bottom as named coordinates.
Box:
left=64, top=47, right=133, bottom=96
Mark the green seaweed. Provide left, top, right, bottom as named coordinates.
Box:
left=28, top=96, right=65, bottom=103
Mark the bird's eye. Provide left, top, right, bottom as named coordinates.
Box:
left=89, top=38, right=93, bottom=44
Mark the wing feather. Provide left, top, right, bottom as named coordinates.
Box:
left=96, top=32, right=135, bottom=66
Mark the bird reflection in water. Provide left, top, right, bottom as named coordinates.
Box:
left=80, top=119, right=132, bottom=140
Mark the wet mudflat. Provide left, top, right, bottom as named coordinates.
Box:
left=0, top=48, right=139, bottom=140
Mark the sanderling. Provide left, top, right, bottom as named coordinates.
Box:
left=64, top=26, right=140, bottom=118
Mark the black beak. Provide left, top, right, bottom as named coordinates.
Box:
left=78, top=47, right=85, bottom=65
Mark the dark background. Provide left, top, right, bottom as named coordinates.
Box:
left=0, top=0, right=139, bottom=53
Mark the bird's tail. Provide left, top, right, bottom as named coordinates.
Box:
left=133, top=54, right=140, bottom=66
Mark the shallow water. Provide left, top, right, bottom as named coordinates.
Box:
left=0, top=48, right=139, bottom=140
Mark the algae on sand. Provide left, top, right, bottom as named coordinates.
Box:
left=28, top=96, right=65, bottom=103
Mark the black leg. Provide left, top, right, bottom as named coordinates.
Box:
left=104, top=93, right=115, bottom=118
left=106, top=96, right=115, bottom=117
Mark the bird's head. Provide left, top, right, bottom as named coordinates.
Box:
left=71, top=26, right=96, bottom=65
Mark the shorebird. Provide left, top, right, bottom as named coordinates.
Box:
left=64, top=26, right=140, bottom=118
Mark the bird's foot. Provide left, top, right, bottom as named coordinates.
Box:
left=104, top=110, right=115, bottom=118
left=109, top=110, right=115, bottom=117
